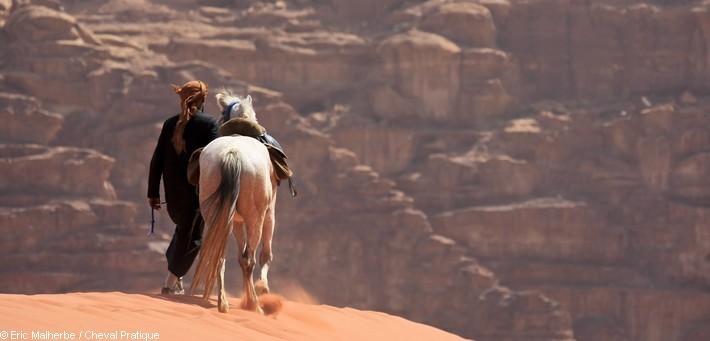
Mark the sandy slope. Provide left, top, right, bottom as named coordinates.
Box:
left=0, top=291, right=466, bottom=340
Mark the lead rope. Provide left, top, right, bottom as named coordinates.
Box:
left=147, top=201, right=167, bottom=236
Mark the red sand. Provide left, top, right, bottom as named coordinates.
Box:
left=0, top=291, right=466, bottom=340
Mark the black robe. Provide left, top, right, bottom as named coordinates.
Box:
left=148, top=112, right=219, bottom=220
left=147, top=111, right=219, bottom=277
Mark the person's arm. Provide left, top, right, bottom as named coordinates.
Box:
left=208, top=117, right=220, bottom=141
left=147, top=122, right=167, bottom=209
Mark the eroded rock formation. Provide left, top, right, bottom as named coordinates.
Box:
left=1, top=0, right=709, bottom=340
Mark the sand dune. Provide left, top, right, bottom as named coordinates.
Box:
left=0, top=291, right=466, bottom=340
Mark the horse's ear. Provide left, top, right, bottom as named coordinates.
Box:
left=171, top=84, right=181, bottom=94
left=246, top=95, right=252, bottom=104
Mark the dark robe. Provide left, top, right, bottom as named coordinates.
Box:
left=147, top=111, right=219, bottom=277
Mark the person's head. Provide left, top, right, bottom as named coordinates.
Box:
left=171, top=80, right=208, bottom=154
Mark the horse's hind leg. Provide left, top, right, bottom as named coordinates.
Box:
left=217, top=258, right=229, bottom=313
left=238, top=248, right=263, bottom=314
left=239, top=215, right=265, bottom=314
left=256, top=207, right=275, bottom=295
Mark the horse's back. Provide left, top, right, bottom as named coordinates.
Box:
left=201, top=135, right=271, bottom=173
left=199, top=135, right=275, bottom=210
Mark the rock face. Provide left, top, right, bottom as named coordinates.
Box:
left=377, top=30, right=462, bottom=122
left=496, top=0, right=708, bottom=100
left=1, top=0, right=709, bottom=340
left=3, top=5, right=105, bottom=106
left=0, top=93, right=62, bottom=145
left=419, top=3, right=498, bottom=48
left=0, top=79, right=163, bottom=293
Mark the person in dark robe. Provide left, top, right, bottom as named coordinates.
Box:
left=147, top=80, right=219, bottom=295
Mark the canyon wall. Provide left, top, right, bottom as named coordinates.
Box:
left=1, top=0, right=709, bottom=340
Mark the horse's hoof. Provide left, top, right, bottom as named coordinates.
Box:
left=255, top=280, right=270, bottom=295
left=218, top=300, right=230, bottom=313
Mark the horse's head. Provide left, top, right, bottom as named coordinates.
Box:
left=215, top=89, right=257, bottom=124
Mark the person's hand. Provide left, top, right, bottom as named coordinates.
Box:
left=148, top=197, right=162, bottom=210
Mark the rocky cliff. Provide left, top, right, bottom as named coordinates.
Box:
left=1, top=0, right=709, bottom=340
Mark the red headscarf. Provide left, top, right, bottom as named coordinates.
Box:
left=170, top=80, right=208, bottom=154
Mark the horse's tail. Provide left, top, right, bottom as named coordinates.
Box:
left=191, top=148, right=241, bottom=300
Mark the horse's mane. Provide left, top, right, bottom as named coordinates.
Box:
left=215, top=89, right=257, bottom=123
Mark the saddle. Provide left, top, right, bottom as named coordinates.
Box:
left=188, top=118, right=297, bottom=196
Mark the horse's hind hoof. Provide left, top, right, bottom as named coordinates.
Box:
left=255, top=280, right=270, bottom=295
left=218, top=303, right=229, bottom=313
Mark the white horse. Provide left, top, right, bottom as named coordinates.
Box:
left=191, top=90, right=276, bottom=314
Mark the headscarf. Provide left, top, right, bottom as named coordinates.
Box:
left=171, top=80, right=208, bottom=154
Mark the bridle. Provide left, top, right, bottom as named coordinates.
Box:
left=221, top=100, right=240, bottom=123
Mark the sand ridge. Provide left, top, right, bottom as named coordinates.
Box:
left=0, top=291, right=467, bottom=340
